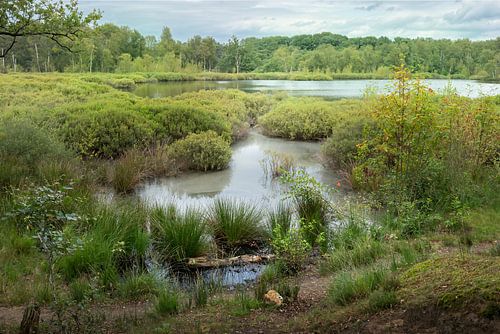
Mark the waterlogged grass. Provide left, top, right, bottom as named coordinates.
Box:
left=208, top=198, right=267, bottom=251
left=151, top=205, right=208, bottom=262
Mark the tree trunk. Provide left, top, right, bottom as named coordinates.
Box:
left=34, top=44, right=41, bottom=72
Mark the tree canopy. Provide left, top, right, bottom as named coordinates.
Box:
left=0, top=0, right=100, bottom=57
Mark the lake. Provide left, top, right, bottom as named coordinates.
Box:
left=137, top=130, right=340, bottom=210
left=131, top=79, right=499, bottom=99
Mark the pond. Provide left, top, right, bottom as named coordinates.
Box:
left=137, top=129, right=340, bottom=211
left=131, top=79, right=499, bottom=99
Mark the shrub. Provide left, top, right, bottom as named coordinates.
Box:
left=259, top=98, right=364, bottom=140
left=321, top=115, right=372, bottom=169
left=155, top=103, right=231, bottom=141
left=281, top=170, right=330, bottom=246
left=0, top=118, right=73, bottom=187
left=59, top=109, right=155, bottom=158
left=207, top=198, right=266, bottom=251
left=168, top=131, right=232, bottom=172
left=151, top=205, right=208, bottom=262
left=271, top=227, right=311, bottom=274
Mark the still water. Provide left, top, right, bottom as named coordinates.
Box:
left=137, top=130, right=339, bottom=210
left=131, top=79, right=499, bottom=99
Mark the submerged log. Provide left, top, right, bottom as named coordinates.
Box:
left=187, top=254, right=275, bottom=269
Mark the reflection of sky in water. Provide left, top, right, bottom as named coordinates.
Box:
left=137, top=130, right=340, bottom=210
left=132, top=79, right=499, bottom=99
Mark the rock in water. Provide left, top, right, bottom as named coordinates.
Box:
left=264, top=290, right=283, bottom=306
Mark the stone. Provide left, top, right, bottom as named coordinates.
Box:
left=264, top=289, right=283, bottom=306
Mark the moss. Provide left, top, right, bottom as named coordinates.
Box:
left=399, top=254, right=500, bottom=309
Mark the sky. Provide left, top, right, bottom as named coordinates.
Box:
left=78, top=0, right=500, bottom=41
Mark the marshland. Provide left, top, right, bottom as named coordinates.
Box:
left=0, top=1, right=499, bottom=333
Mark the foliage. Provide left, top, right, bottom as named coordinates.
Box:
left=0, top=118, right=73, bottom=188
left=207, top=198, right=266, bottom=251
left=59, top=109, right=155, bottom=158
left=270, top=225, right=311, bottom=274
left=151, top=205, right=208, bottom=262
left=260, top=98, right=363, bottom=140
left=168, top=131, right=232, bottom=172
left=0, top=0, right=101, bottom=58
left=354, top=65, right=499, bottom=233
left=280, top=170, right=330, bottom=246
left=155, top=103, right=231, bottom=141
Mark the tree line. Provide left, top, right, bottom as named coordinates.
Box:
left=3, top=23, right=499, bottom=79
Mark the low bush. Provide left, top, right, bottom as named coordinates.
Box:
left=0, top=118, right=73, bottom=188
left=367, top=289, right=398, bottom=312
left=155, top=103, right=232, bottom=141
left=259, top=98, right=364, bottom=140
left=151, top=205, right=208, bottom=262
left=59, top=109, right=155, bottom=158
left=168, top=131, right=232, bottom=172
left=281, top=170, right=330, bottom=246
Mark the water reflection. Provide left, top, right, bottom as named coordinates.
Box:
left=131, top=79, right=499, bottom=99
left=137, top=130, right=340, bottom=209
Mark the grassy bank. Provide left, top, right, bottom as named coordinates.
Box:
left=0, top=70, right=498, bottom=333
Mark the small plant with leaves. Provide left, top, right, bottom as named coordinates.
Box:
left=280, top=170, right=331, bottom=246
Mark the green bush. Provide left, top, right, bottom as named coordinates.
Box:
left=155, top=103, right=231, bottom=141
left=321, top=116, right=371, bottom=169
left=151, top=205, right=208, bottom=262
left=0, top=118, right=73, bottom=187
left=59, top=109, right=155, bottom=158
left=259, top=98, right=364, bottom=140
left=168, top=131, right=232, bottom=171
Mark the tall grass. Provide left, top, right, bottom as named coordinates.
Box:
left=207, top=198, right=266, bottom=251
left=58, top=204, right=149, bottom=284
left=151, top=205, right=208, bottom=262
left=267, top=202, right=293, bottom=238
left=260, top=151, right=296, bottom=179
left=322, top=238, right=387, bottom=274
left=328, top=267, right=389, bottom=306
left=155, top=287, right=181, bottom=315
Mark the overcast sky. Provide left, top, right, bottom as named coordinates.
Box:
left=79, top=0, right=500, bottom=41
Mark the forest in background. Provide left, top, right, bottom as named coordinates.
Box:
left=3, top=24, right=499, bottom=79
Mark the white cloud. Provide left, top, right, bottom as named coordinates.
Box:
left=78, top=0, right=500, bottom=40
